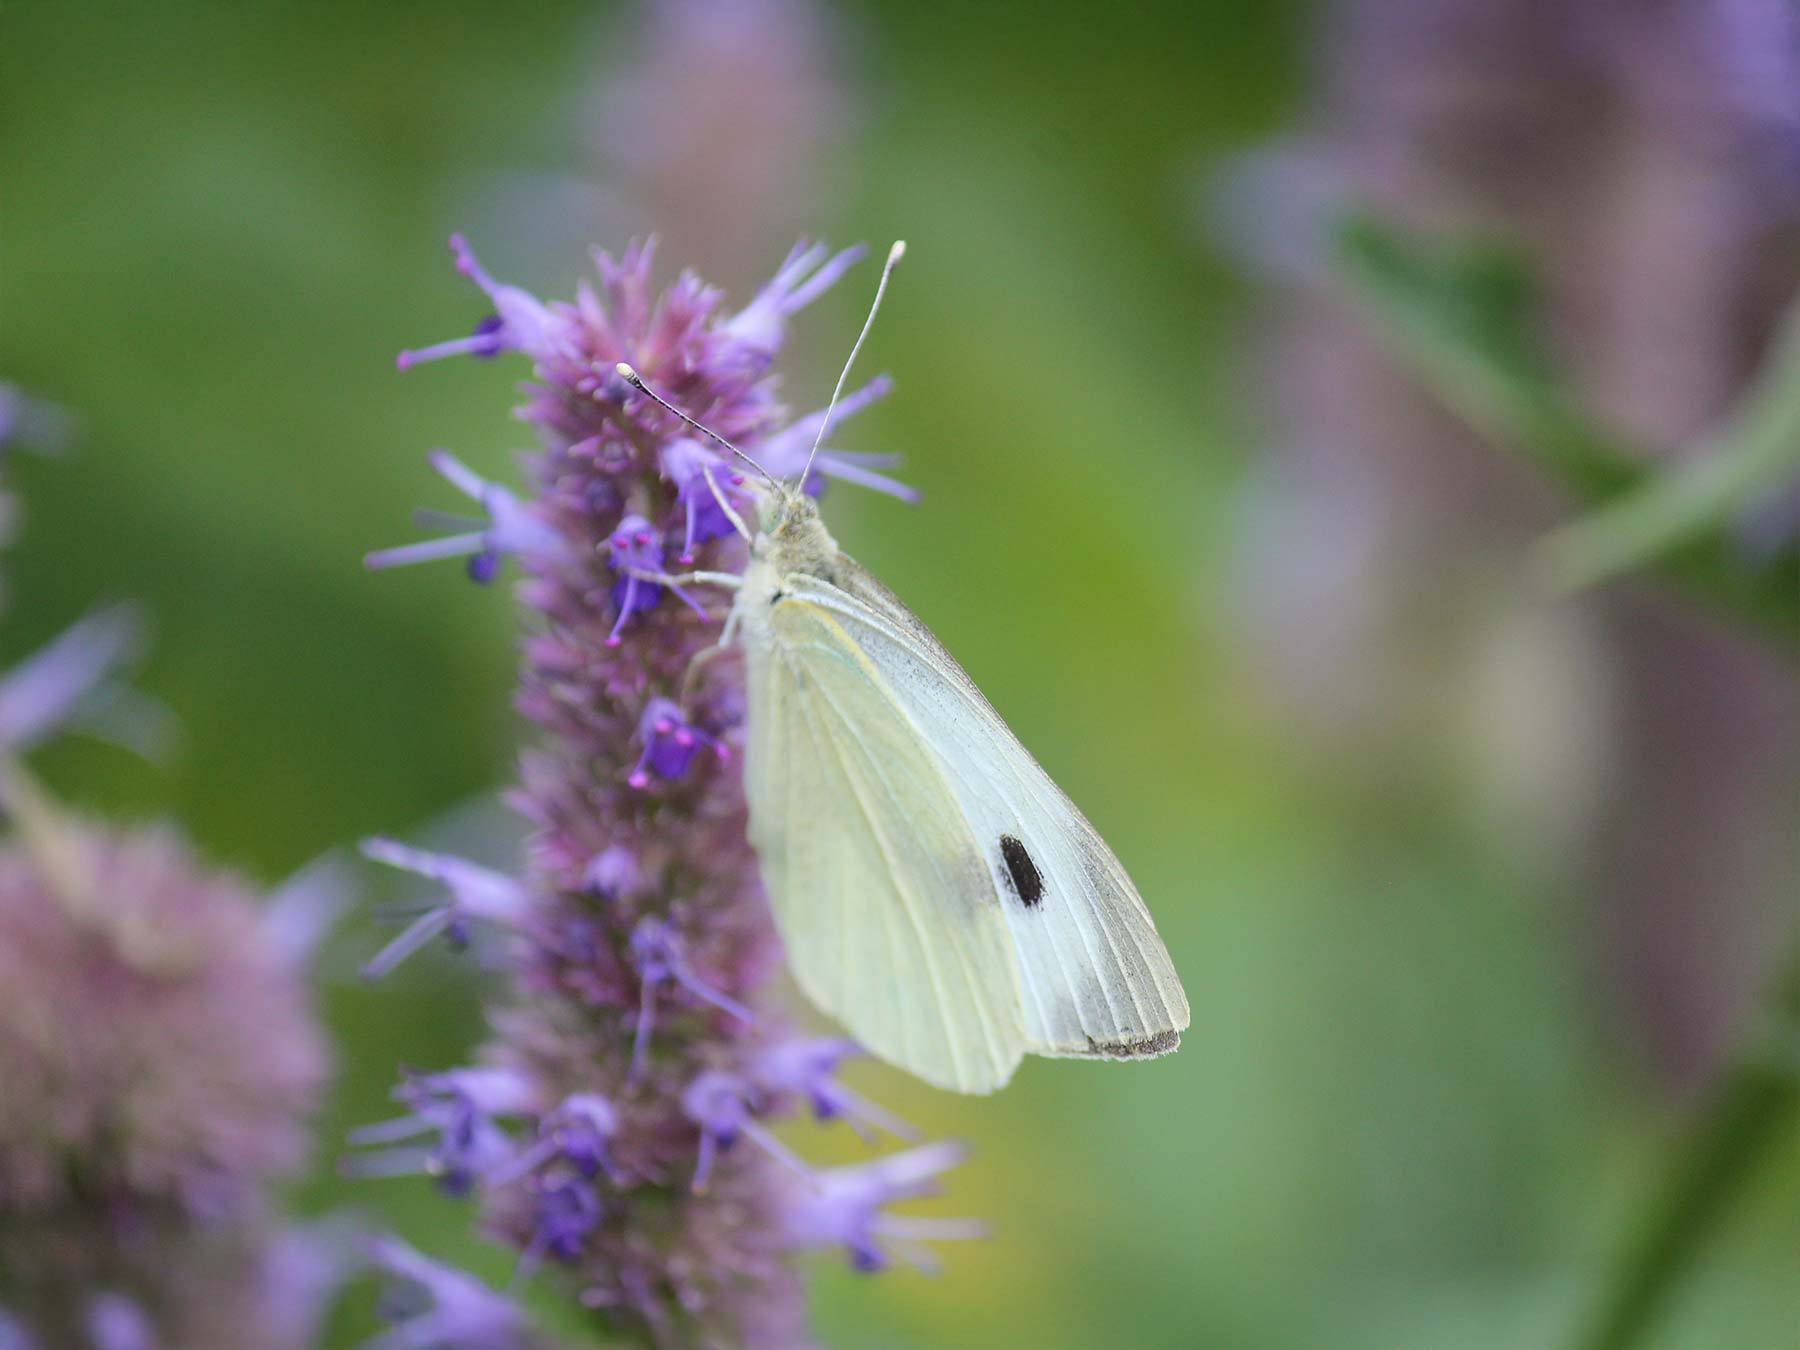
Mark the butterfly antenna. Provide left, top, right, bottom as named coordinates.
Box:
left=798, top=239, right=906, bottom=489
left=614, top=363, right=786, bottom=497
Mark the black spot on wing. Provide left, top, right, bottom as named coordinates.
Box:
left=998, top=835, right=1043, bottom=908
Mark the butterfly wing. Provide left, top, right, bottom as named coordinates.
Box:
left=780, top=559, right=1190, bottom=1065
left=743, top=579, right=1029, bottom=1093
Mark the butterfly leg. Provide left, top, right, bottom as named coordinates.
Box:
left=703, top=463, right=754, bottom=545
left=717, top=604, right=743, bottom=649
left=625, top=568, right=743, bottom=590
left=679, top=637, right=742, bottom=704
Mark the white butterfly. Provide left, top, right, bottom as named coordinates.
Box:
left=617, top=244, right=1189, bottom=1094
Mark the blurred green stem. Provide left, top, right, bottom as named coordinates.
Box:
left=1538, top=304, right=1800, bottom=594
left=1573, top=935, right=1800, bottom=1350
left=1333, top=219, right=1800, bottom=650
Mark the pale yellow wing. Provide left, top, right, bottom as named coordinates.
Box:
left=743, top=593, right=1028, bottom=1094
left=786, top=562, right=1190, bottom=1061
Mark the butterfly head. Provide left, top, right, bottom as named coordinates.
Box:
left=614, top=238, right=900, bottom=577
left=756, top=490, right=839, bottom=576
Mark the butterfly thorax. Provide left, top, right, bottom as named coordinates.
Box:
left=733, top=492, right=842, bottom=646
left=753, top=491, right=841, bottom=585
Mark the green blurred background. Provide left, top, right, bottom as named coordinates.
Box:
left=4, top=1, right=1797, bottom=1346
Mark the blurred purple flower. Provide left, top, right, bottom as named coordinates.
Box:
left=0, top=604, right=145, bottom=753
left=0, top=384, right=73, bottom=461
left=783, top=1141, right=986, bottom=1273
left=85, top=1294, right=154, bottom=1350
left=0, top=794, right=336, bottom=1347
left=368, top=1238, right=540, bottom=1350
left=0, top=383, right=73, bottom=572
left=362, top=238, right=973, bottom=1345
left=1708, top=0, right=1800, bottom=200
left=0, top=389, right=169, bottom=761
left=1217, top=0, right=1800, bottom=1089
left=584, top=0, right=857, bottom=287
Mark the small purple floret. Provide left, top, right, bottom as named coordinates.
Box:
left=348, top=1066, right=539, bottom=1195
left=530, top=1177, right=604, bottom=1262
left=84, top=1294, right=153, bottom=1350
left=749, top=1037, right=916, bottom=1140
left=492, top=1093, right=622, bottom=1187
left=752, top=374, right=919, bottom=502
left=661, top=438, right=745, bottom=562
left=395, top=235, right=568, bottom=372
left=365, top=451, right=570, bottom=581
left=581, top=845, right=642, bottom=899
left=725, top=240, right=866, bottom=355
left=360, top=838, right=534, bottom=978
left=681, top=1070, right=810, bottom=1194
left=783, top=1141, right=984, bottom=1274
left=627, top=697, right=727, bottom=789
left=629, top=917, right=754, bottom=1078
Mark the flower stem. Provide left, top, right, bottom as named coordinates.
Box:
left=1538, top=303, right=1800, bottom=594
left=1332, top=216, right=1800, bottom=651
left=1572, top=932, right=1800, bottom=1350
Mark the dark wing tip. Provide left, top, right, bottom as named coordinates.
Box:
left=1084, top=1028, right=1182, bottom=1060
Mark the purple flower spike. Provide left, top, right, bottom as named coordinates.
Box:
left=365, top=451, right=570, bottom=580
left=367, top=1238, right=535, bottom=1350
left=783, top=1141, right=986, bottom=1274
left=360, top=838, right=534, bottom=979
left=627, top=696, right=728, bottom=789
left=749, top=1037, right=917, bottom=1142
left=364, top=235, right=968, bottom=1345
left=681, top=1070, right=812, bottom=1194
